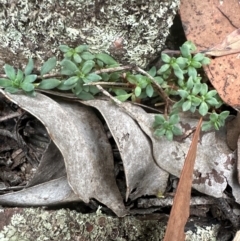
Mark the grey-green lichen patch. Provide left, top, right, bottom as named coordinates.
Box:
left=0, top=208, right=220, bottom=241
left=0, top=0, right=179, bottom=69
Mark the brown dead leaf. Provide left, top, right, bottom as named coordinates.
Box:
left=203, top=28, right=240, bottom=56
left=163, top=118, right=202, bottom=241
left=180, top=0, right=240, bottom=108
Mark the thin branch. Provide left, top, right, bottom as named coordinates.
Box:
left=94, top=65, right=133, bottom=74
left=84, top=82, right=129, bottom=87
left=0, top=112, right=21, bottom=122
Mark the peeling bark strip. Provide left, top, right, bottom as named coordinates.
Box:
left=0, top=0, right=180, bottom=69
left=0, top=207, right=220, bottom=240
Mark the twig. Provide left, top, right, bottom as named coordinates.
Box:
left=94, top=65, right=133, bottom=74
left=84, top=82, right=129, bottom=87
left=137, top=196, right=215, bottom=208
left=96, top=85, right=140, bottom=121
left=134, top=66, right=173, bottom=114
left=0, top=112, right=21, bottom=122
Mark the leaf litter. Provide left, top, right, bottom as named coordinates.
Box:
left=0, top=89, right=238, bottom=216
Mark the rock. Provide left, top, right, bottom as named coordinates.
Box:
left=0, top=0, right=180, bottom=69
left=0, top=207, right=220, bottom=241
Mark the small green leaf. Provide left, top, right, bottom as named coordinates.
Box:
left=126, top=74, right=137, bottom=84
left=95, top=53, right=118, bottom=66
left=0, top=78, right=12, bottom=87
left=154, top=76, right=164, bottom=84
left=219, top=111, right=230, bottom=120
left=85, top=73, right=102, bottom=82
left=178, top=89, right=189, bottom=99
left=191, top=96, right=201, bottom=106
left=166, top=130, right=173, bottom=141
left=64, top=51, right=74, bottom=58
left=154, top=128, right=166, bottom=137
left=89, top=86, right=100, bottom=95
left=201, top=57, right=211, bottom=65
left=169, top=114, right=179, bottom=125
left=75, top=45, right=88, bottom=53
left=83, top=85, right=89, bottom=92
left=24, top=58, right=34, bottom=76
left=148, top=66, right=156, bottom=77
left=176, top=57, right=187, bottom=68
left=38, top=79, right=61, bottom=89
left=73, top=53, right=82, bottom=63
left=57, top=82, right=76, bottom=90
left=200, top=83, right=208, bottom=95
left=76, top=91, right=94, bottom=100
left=59, top=45, right=71, bottom=53
left=199, top=102, right=209, bottom=116
left=109, top=72, right=120, bottom=81
left=5, top=87, right=19, bottom=93
left=186, top=76, right=194, bottom=89
left=64, top=76, right=79, bottom=86
left=188, top=66, right=197, bottom=78
left=192, top=83, right=202, bottom=95
left=24, top=74, right=37, bottom=83
left=101, top=73, right=110, bottom=81
left=202, top=122, right=213, bottom=131
left=157, top=64, right=170, bottom=73
left=161, top=53, right=171, bottom=63
left=182, top=100, right=191, bottom=111
left=73, top=81, right=83, bottom=95
left=25, top=90, right=36, bottom=97
left=180, top=44, right=191, bottom=58
left=114, top=89, right=128, bottom=96
left=173, top=68, right=184, bottom=80
left=172, top=126, right=182, bottom=135
left=154, top=115, right=165, bottom=125
left=146, top=84, right=154, bottom=97
left=40, top=57, right=56, bottom=76
left=96, top=60, right=104, bottom=68
left=4, top=64, right=16, bottom=80
left=206, top=98, right=219, bottom=106
left=191, top=60, right=202, bottom=68
left=15, top=70, right=24, bottom=82
left=193, top=53, right=204, bottom=62
left=115, top=93, right=132, bottom=102
left=21, top=82, right=35, bottom=92
left=205, top=90, right=217, bottom=98
left=81, top=60, right=95, bottom=75
left=210, top=113, right=218, bottom=122
left=60, top=59, right=78, bottom=75
left=81, top=52, right=95, bottom=60
left=134, top=86, right=141, bottom=97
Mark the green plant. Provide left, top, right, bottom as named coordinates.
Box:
left=0, top=41, right=230, bottom=140
left=153, top=114, right=182, bottom=141
left=152, top=41, right=229, bottom=140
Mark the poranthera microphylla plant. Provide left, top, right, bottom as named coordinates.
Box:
left=0, top=41, right=229, bottom=140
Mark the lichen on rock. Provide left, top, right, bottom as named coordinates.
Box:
left=0, top=0, right=179, bottom=69
left=0, top=207, right=220, bottom=241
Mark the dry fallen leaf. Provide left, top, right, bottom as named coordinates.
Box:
left=83, top=99, right=169, bottom=200
left=0, top=90, right=127, bottom=217
left=203, top=28, right=240, bottom=57
left=163, top=118, right=202, bottom=241
left=0, top=177, right=80, bottom=206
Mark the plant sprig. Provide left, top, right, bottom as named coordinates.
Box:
left=0, top=41, right=230, bottom=140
